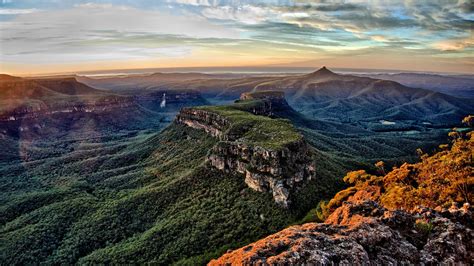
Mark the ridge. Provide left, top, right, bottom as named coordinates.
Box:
left=175, top=91, right=316, bottom=207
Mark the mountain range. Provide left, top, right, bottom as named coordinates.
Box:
left=0, top=68, right=472, bottom=264
left=79, top=67, right=473, bottom=125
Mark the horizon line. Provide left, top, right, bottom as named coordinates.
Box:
left=4, top=65, right=473, bottom=78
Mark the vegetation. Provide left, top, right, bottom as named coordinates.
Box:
left=320, top=117, right=473, bottom=218
left=415, top=219, right=434, bottom=235
left=196, top=105, right=303, bottom=149
left=1, top=84, right=466, bottom=264
left=0, top=120, right=336, bottom=265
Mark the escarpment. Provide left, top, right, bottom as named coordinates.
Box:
left=176, top=108, right=230, bottom=138
left=208, top=138, right=315, bottom=208
left=175, top=92, right=316, bottom=207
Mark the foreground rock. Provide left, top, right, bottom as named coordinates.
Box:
left=210, top=199, right=473, bottom=265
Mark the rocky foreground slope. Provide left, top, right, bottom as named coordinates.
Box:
left=176, top=91, right=316, bottom=207
left=211, top=197, right=472, bottom=265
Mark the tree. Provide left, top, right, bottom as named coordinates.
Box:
left=375, top=161, right=385, bottom=175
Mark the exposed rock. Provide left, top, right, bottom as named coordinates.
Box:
left=175, top=108, right=230, bottom=138
left=210, top=199, right=473, bottom=265
left=208, top=139, right=315, bottom=207
left=237, top=91, right=291, bottom=117
left=0, top=76, right=139, bottom=121
left=0, top=97, right=137, bottom=122
left=175, top=93, right=316, bottom=207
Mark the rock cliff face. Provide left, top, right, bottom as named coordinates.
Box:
left=0, top=76, right=139, bottom=121
left=208, top=139, right=315, bottom=207
left=175, top=94, right=316, bottom=207
left=210, top=198, right=473, bottom=265
left=0, top=97, right=136, bottom=122
left=176, top=108, right=230, bottom=138
left=237, top=91, right=290, bottom=117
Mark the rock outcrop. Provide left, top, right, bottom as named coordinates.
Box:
left=208, top=139, right=315, bottom=208
left=0, top=96, right=137, bottom=122
left=236, top=91, right=291, bottom=117
left=176, top=108, right=230, bottom=138
left=210, top=199, right=473, bottom=265
left=0, top=76, right=139, bottom=121
left=175, top=94, right=316, bottom=207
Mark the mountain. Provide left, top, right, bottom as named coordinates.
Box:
left=0, top=75, right=130, bottom=112
left=0, top=92, right=340, bottom=264
left=77, top=72, right=224, bottom=92
left=0, top=75, right=62, bottom=99
left=250, top=67, right=474, bottom=125
left=32, top=77, right=108, bottom=95
left=1, top=72, right=470, bottom=264
left=211, top=126, right=473, bottom=264
left=0, top=75, right=209, bottom=138
left=356, top=72, right=474, bottom=98
left=80, top=67, right=474, bottom=126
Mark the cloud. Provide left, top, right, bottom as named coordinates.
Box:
left=433, top=38, right=474, bottom=51
left=1, top=0, right=472, bottom=73
left=0, top=3, right=240, bottom=64
left=279, top=2, right=364, bottom=12
left=201, top=5, right=269, bottom=24
left=0, top=8, right=40, bottom=14
left=371, top=35, right=390, bottom=42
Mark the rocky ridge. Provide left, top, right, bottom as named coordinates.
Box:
left=175, top=92, right=316, bottom=207
left=0, top=97, right=136, bottom=122
left=0, top=76, right=139, bottom=121
left=210, top=197, right=473, bottom=265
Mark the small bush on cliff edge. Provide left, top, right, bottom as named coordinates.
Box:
left=320, top=116, right=473, bottom=217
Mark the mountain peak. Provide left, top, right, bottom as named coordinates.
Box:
left=312, top=66, right=336, bottom=76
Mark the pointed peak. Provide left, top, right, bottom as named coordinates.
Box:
left=312, top=66, right=336, bottom=76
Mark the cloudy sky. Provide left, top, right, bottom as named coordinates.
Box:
left=0, top=0, right=473, bottom=75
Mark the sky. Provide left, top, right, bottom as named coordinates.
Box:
left=0, top=0, right=473, bottom=75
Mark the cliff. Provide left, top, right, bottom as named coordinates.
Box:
left=0, top=76, right=138, bottom=121
left=235, top=91, right=291, bottom=117
left=0, top=96, right=137, bottom=122
left=175, top=93, right=316, bottom=207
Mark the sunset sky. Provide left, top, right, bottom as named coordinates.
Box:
left=0, top=0, right=473, bottom=75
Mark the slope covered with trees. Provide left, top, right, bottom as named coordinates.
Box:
left=0, top=101, right=339, bottom=265
left=319, top=115, right=473, bottom=219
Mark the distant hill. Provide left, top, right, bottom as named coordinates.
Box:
left=31, top=77, right=108, bottom=95
left=80, top=68, right=474, bottom=126
left=0, top=75, right=115, bottom=101
left=355, top=72, right=474, bottom=98
left=0, top=74, right=160, bottom=137
left=251, top=67, right=474, bottom=125
left=0, top=75, right=62, bottom=99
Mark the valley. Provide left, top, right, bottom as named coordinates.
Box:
left=1, top=0, right=472, bottom=263
left=0, top=68, right=472, bottom=264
